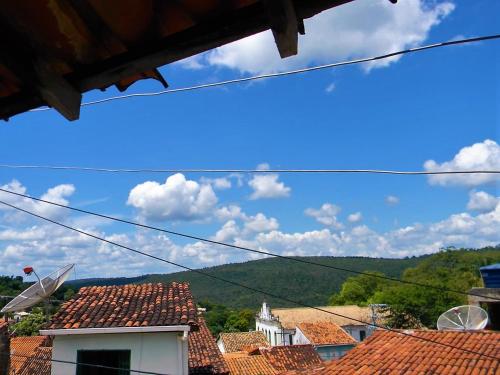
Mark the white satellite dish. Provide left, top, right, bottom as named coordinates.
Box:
left=437, top=305, right=488, bottom=331
left=1, top=264, right=74, bottom=313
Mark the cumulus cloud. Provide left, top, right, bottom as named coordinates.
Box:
left=424, top=139, right=500, bottom=187
left=347, top=212, right=363, bottom=223
left=184, top=0, right=454, bottom=75
left=248, top=174, right=291, bottom=200
left=305, top=203, right=343, bottom=229
left=200, top=177, right=232, bottom=190
left=325, top=82, right=336, bottom=93
left=385, top=195, right=400, bottom=206
left=127, top=173, right=217, bottom=221
left=0, top=180, right=75, bottom=221
left=244, top=213, right=279, bottom=233
left=467, top=191, right=499, bottom=212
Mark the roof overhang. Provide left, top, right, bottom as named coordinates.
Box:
left=40, top=325, right=191, bottom=336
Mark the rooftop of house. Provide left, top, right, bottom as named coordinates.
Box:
left=15, top=347, right=52, bottom=375
left=297, top=322, right=357, bottom=346
left=260, top=345, right=324, bottom=373
left=218, top=331, right=270, bottom=353
left=45, top=282, right=198, bottom=330
left=10, top=336, right=51, bottom=375
left=318, top=329, right=500, bottom=374
left=269, top=306, right=372, bottom=329
left=225, top=354, right=278, bottom=375
left=188, top=317, right=229, bottom=375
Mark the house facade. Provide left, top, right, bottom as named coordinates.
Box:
left=39, top=282, right=222, bottom=375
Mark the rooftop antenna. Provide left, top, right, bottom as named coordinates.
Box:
left=1, top=264, right=74, bottom=314
left=437, top=305, right=488, bottom=331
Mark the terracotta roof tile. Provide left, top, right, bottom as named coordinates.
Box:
left=219, top=331, right=270, bottom=353
left=47, top=282, right=198, bottom=330
left=271, top=306, right=372, bottom=329
left=188, top=317, right=229, bottom=374
left=225, top=355, right=278, bottom=375
left=319, top=330, right=500, bottom=374
left=260, top=345, right=324, bottom=372
left=10, top=336, right=51, bottom=374
left=17, top=347, right=52, bottom=375
left=297, top=322, right=357, bottom=346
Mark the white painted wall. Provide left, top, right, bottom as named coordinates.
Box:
left=216, top=338, right=225, bottom=353
left=293, top=326, right=310, bottom=345
left=51, top=332, right=188, bottom=375
left=342, top=325, right=370, bottom=342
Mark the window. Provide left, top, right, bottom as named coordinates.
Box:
left=288, top=334, right=293, bottom=345
left=359, top=330, right=366, bottom=341
left=76, top=350, right=130, bottom=375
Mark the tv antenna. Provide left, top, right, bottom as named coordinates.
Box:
left=1, top=264, right=74, bottom=314
left=437, top=305, right=488, bottom=331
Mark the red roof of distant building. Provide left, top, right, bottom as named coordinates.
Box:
left=260, top=345, right=323, bottom=373
left=10, top=336, right=51, bottom=374
left=297, top=322, right=357, bottom=346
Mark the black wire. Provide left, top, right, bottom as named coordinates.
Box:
left=0, top=199, right=498, bottom=361
left=0, top=187, right=498, bottom=302
left=6, top=352, right=169, bottom=375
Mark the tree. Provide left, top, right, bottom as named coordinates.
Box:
left=328, top=271, right=389, bottom=306
left=12, top=308, right=47, bottom=336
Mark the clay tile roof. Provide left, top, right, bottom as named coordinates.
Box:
left=46, top=282, right=198, bottom=330
left=320, top=329, right=500, bottom=374
left=271, top=306, right=371, bottom=329
left=17, top=347, right=52, bottom=375
left=188, top=317, right=229, bottom=374
left=297, top=322, right=357, bottom=346
left=260, top=345, right=324, bottom=373
left=219, top=331, right=270, bottom=353
left=10, top=336, right=51, bottom=374
left=225, top=355, right=278, bottom=375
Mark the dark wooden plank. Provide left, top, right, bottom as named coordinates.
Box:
left=263, top=0, right=299, bottom=58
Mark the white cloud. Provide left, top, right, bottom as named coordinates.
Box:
left=385, top=195, right=400, bottom=206
left=305, top=203, right=343, bottom=229
left=200, top=177, right=232, bottom=190
left=187, top=0, right=453, bottom=75
left=347, top=212, right=363, bottom=223
left=325, top=82, right=336, bottom=93
left=0, top=180, right=75, bottom=221
left=424, top=139, right=500, bottom=186
left=249, top=174, right=291, bottom=200
left=127, top=173, right=217, bottom=221
left=214, top=205, right=247, bottom=221
left=243, top=213, right=279, bottom=233
left=467, top=191, right=499, bottom=212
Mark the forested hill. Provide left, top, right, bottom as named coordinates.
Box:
left=67, top=255, right=424, bottom=308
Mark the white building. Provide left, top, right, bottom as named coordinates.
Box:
left=40, top=282, right=228, bottom=375
left=255, top=302, right=374, bottom=345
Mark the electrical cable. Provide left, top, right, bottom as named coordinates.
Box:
left=0, top=164, right=499, bottom=175
left=0, top=199, right=498, bottom=361
left=28, top=34, right=500, bottom=113
left=0, top=186, right=498, bottom=303
left=6, top=352, right=169, bottom=375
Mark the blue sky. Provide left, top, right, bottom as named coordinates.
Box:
left=0, top=0, right=498, bottom=278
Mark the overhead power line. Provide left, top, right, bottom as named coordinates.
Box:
left=6, top=352, right=169, bottom=375
left=0, top=199, right=498, bottom=361
left=0, top=164, right=499, bottom=175
left=28, top=34, right=500, bottom=113
left=0, top=186, right=498, bottom=303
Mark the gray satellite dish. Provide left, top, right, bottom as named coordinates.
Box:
left=437, top=305, right=488, bottom=331
left=1, top=264, right=74, bottom=313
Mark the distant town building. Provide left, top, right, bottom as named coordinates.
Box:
left=256, top=301, right=373, bottom=346
left=469, top=263, right=500, bottom=330
left=217, top=331, right=269, bottom=353
left=294, top=322, right=356, bottom=361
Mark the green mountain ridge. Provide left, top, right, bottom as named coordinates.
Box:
left=67, top=255, right=426, bottom=308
